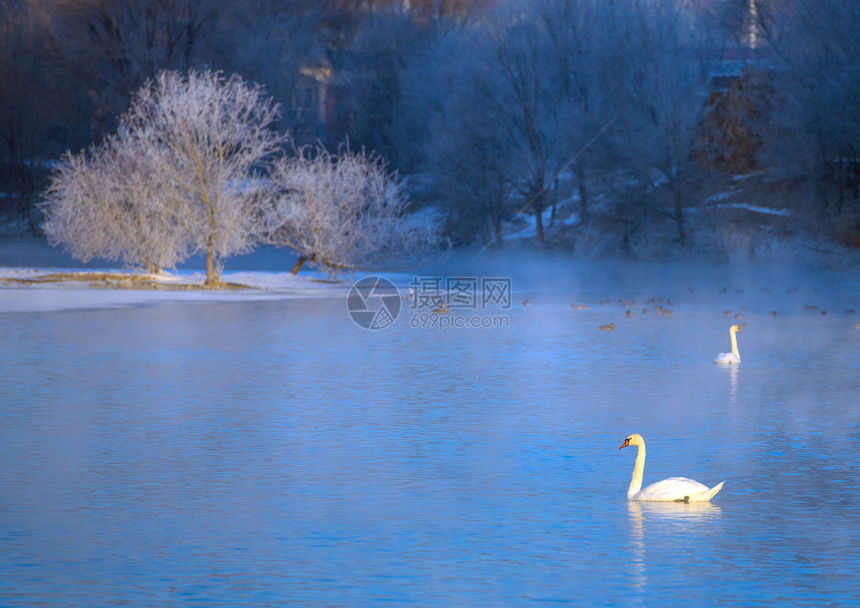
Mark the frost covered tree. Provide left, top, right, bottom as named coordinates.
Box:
left=264, top=144, right=436, bottom=274
left=123, top=70, right=286, bottom=285
left=42, top=130, right=188, bottom=272
left=42, top=70, right=286, bottom=285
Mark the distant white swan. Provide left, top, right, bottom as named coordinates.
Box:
left=715, top=324, right=742, bottom=364
left=620, top=434, right=725, bottom=502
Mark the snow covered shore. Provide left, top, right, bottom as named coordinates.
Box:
left=0, top=267, right=351, bottom=313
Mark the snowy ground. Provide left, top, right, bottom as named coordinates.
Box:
left=0, top=267, right=353, bottom=313
left=0, top=236, right=364, bottom=313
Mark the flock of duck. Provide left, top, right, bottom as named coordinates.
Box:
left=566, top=296, right=859, bottom=331
left=565, top=292, right=860, bottom=339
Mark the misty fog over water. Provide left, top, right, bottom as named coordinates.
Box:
left=2, top=237, right=859, bottom=606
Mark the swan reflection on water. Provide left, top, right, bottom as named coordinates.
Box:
left=717, top=363, right=740, bottom=402
left=628, top=501, right=723, bottom=592
left=629, top=500, right=722, bottom=525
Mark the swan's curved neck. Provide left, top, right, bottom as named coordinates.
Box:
left=628, top=443, right=646, bottom=500
left=730, top=329, right=740, bottom=359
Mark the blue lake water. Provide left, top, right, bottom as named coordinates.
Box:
left=2, top=258, right=860, bottom=606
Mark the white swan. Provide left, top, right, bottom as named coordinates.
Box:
left=714, top=324, right=742, bottom=364
left=619, top=434, right=725, bottom=502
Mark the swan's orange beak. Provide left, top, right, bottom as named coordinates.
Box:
left=619, top=439, right=630, bottom=449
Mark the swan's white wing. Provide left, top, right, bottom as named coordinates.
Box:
left=634, top=477, right=711, bottom=502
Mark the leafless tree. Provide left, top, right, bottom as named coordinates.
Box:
left=264, top=144, right=437, bottom=274
left=42, top=132, right=188, bottom=272
left=537, top=0, right=609, bottom=226
left=336, top=12, right=439, bottom=165
left=404, top=0, right=611, bottom=245
left=46, top=0, right=224, bottom=139
left=42, top=70, right=285, bottom=284
left=0, top=0, right=78, bottom=233
left=428, top=88, right=515, bottom=245
left=122, top=70, right=286, bottom=285
left=754, top=0, right=860, bottom=241
left=405, top=26, right=516, bottom=244
left=225, top=1, right=327, bottom=145
left=484, top=4, right=567, bottom=245
left=42, top=143, right=118, bottom=267
left=600, top=0, right=711, bottom=247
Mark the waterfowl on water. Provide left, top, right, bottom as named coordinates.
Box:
left=715, top=324, right=742, bottom=365
left=620, top=434, right=725, bottom=502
